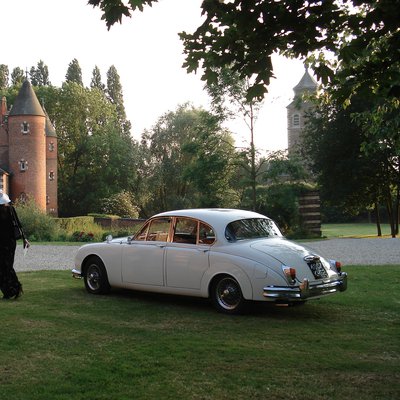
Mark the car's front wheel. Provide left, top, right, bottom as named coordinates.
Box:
left=83, top=257, right=111, bottom=295
left=211, top=275, right=247, bottom=314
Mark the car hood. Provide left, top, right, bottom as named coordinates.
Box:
left=250, top=238, right=318, bottom=267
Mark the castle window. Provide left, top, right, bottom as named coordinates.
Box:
left=293, top=114, right=300, bottom=127
left=21, top=121, right=30, bottom=134
left=46, top=195, right=50, bottom=205
left=19, top=159, right=28, bottom=172
left=49, top=171, right=55, bottom=181
left=49, top=141, right=55, bottom=152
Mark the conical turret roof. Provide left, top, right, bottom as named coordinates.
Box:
left=293, top=67, right=318, bottom=96
left=9, top=80, right=45, bottom=117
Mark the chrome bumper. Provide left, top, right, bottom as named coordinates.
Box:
left=263, top=272, right=347, bottom=302
left=72, top=268, right=83, bottom=279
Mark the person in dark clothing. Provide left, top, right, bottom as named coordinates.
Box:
left=0, top=191, right=29, bottom=299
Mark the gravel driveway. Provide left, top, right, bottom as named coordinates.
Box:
left=13, top=237, right=399, bottom=272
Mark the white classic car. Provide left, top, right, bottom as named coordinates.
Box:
left=72, top=209, right=347, bottom=314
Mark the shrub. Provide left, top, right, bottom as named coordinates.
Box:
left=100, top=191, right=139, bottom=218
left=55, top=216, right=104, bottom=242
left=14, top=200, right=62, bottom=241
left=72, top=231, right=95, bottom=242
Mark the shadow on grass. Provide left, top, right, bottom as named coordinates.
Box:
left=89, top=285, right=339, bottom=321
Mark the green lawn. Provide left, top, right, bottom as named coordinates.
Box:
left=322, top=223, right=393, bottom=238
left=0, top=267, right=399, bottom=400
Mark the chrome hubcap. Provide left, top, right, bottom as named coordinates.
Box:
left=87, top=266, right=100, bottom=290
left=217, top=278, right=241, bottom=310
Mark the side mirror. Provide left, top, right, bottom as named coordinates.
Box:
left=106, top=234, right=113, bottom=243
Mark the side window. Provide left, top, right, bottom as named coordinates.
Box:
left=173, top=218, right=198, bottom=244
left=135, top=218, right=171, bottom=241
left=198, top=222, right=215, bottom=245
left=135, top=222, right=149, bottom=241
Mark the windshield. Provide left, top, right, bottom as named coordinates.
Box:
left=225, top=218, right=282, bottom=241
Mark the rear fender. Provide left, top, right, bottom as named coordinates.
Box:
left=201, top=253, right=253, bottom=300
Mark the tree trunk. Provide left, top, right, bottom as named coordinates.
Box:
left=374, top=202, right=382, bottom=237
left=249, top=104, right=257, bottom=211
left=386, top=190, right=396, bottom=238
left=395, top=182, right=399, bottom=235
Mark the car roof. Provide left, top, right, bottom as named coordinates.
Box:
left=153, top=208, right=269, bottom=231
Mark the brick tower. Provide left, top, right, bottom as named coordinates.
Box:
left=0, top=79, right=58, bottom=215
left=0, top=97, right=10, bottom=194
left=44, top=109, right=58, bottom=215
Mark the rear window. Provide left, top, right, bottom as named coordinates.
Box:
left=225, top=218, right=282, bottom=241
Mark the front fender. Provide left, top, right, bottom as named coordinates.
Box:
left=75, top=243, right=123, bottom=286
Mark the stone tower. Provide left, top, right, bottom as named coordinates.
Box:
left=287, top=67, right=318, bottom=155
left=0, top=79, right=58, bottom=215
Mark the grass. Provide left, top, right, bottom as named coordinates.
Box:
left=1, top=266, right=399, bottom=400
left=322, top=223, right=393, bottom=238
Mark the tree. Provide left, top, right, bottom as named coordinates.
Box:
left=50, top=82, right=137, bottom=216
left=90, top=65, right=105, bottom=91
left=0, top=64, right=9, bottom=89
left=139, top=104, right=237, bottom=215
left=11, top=67, right=25, bottom=86
left=106, top=65, right=131, bottom=134
left=353, top=100, right=400, bottom=237
left=30, top=60, right=51, bottom=86
left=100, top=190, right=139, bottom=218
left=65, top=58, right=83, bottom=86
left=206, top=66, right=264, bottom=210
left=90, top=1, right=399, bottom=102
left=302, top=91, right=394, bottom=235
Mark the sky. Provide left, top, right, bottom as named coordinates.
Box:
left=1, top=0, right=309, bottom=152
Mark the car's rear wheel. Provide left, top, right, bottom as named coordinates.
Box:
left=83, top=257, right=111, bottom=295
left=211, top=275, right=247, bottom=314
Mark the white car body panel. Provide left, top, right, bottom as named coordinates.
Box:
left=122, top=241, right=165, bottom=286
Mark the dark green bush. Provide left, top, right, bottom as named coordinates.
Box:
left=15, top=200, right=62, bottom=241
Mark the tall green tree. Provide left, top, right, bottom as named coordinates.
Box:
left=106, top=65, right=131, bottom=134
left=303, top=91, right=393, bottom=235
left=0, top=64, right=9, bottom=89
left=90, top=65, right=105, bottom=91
left=139, top=104, right=237, bottom=215
left=30, top=60, right=51, bottom=86
left=11, top=67, right=25, bottom=86
left=65, top=58, right=83, bottom=86
left=206, top=66, right=264, bottom=210
left=50, top=82, right=137, bottom=216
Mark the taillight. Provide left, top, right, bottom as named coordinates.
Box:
left=283, top=266, right=297, bottom=283
left=335, top=261, right=342, bottom=273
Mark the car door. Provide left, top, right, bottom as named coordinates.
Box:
left=122, top=217, right=171, bottom=286
left=165, top=218, right=214, bottom=290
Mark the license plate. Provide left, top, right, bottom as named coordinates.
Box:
left=308, top=261, right=328, bottom=279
